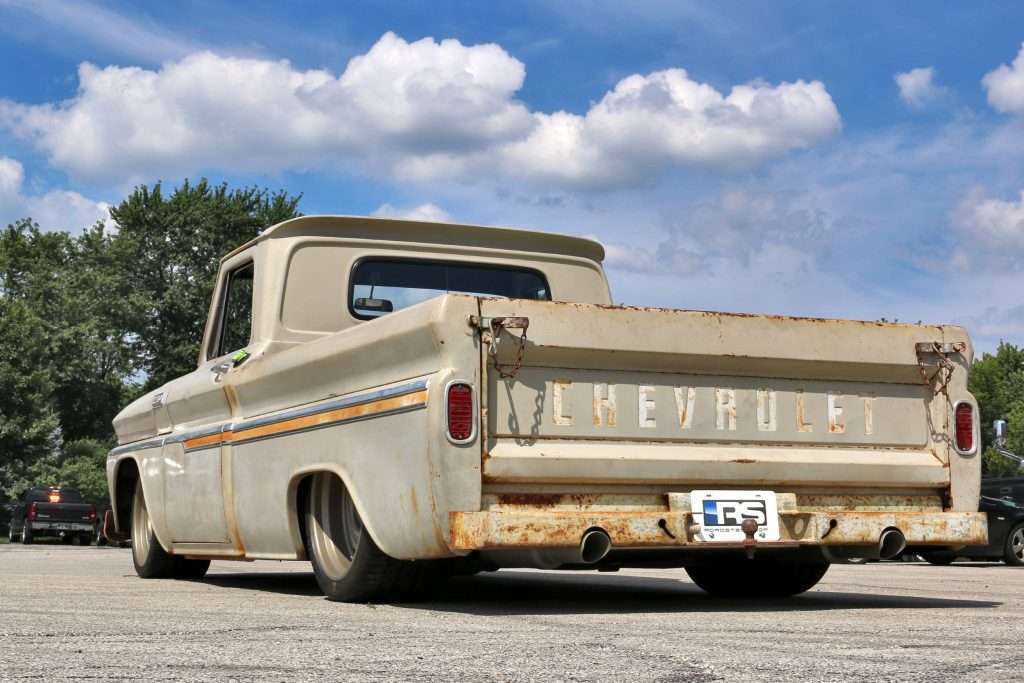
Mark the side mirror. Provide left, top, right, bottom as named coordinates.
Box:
left=353, top=297, right=394, bottom=314
left=994, top=419, right=1008, bottom=449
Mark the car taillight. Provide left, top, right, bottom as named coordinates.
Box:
left=955, top=402, right=975, bottom=453
left=89, top=508, right=96, bottom=520
left=446, top=382, right=475, bottom=442
left=28, top=502, right=37, bottom=520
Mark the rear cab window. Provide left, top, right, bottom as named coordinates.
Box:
left=349, top=259, right=550, bottom=319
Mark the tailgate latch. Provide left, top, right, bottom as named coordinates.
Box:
left=470, top=315, right=530, bottom=380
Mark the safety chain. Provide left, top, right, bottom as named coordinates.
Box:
left=915, top=341, right=966, bottom=397
left=488, top=316, right=529, bottom=380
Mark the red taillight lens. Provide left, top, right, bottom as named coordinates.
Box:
left=28, top=502, right=37, bottom=520
left=89, top=508, right=96, bottom=520
left=955, top=403, right=974, bottom=453
left=447, top=383, right=474, bottom=442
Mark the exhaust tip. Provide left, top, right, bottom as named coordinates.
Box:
left=879, top=527, right=907, bottom=560
left=580, top=528, right=612, bottom=564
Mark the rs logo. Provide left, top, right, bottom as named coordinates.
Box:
left=702, top=500, right=767, bottom=526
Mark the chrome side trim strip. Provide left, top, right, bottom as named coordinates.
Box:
left=107, top=378, right=431, bottom=458
left=231, top=378, right=429, bottom=434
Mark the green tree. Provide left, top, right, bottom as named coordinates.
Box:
left=0, top=220, right=135, bottom=446
left=0, top=296, right=60, bottom=499
left=109, top=179, right=301, bottom=390
left=969, top=342, right=1024, bottom=478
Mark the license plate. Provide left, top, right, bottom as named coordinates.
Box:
left=54, top=523, right=71, bottom=530
left=690, top=490, right=780, bottom=542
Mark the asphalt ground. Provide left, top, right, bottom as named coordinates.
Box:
left=1, top=544, right=1023, bottom=682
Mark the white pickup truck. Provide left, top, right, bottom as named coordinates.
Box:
left=106, top=215, right=986, bottom=601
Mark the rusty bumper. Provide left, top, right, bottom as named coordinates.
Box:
left=448, top=509, right=987, bottom=551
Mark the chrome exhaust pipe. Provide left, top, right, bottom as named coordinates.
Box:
left=878, top=527, right=907, bottom=560
left=580, top=528, right=612, bottom=564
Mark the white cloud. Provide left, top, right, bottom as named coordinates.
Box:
left=952, top=187, right=1024, bottom=266
left=0, top=156, right=111, bottom=232
left=895, top=67, right=939, bottom=108
left=0, top=32, right=841, bottom=189
left=372, top=202, right=451, bottom=222
left=983, top=43, right=1024, bottom=113
left=502, top=70, right=840, bottom=187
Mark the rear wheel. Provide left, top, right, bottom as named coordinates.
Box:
left=305, top=473, right=441, bottom=602
left=1003, top=524, right=1024, bottom=567
left=8, top=522, right=18, bottom=543
left=131, top=480, right=210, bottom=579
left=685, top=555, right=830, bottom=597
left=21, top=525, right=32, bottom=544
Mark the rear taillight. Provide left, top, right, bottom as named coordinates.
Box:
left=89, top=508, right=96, bottom=520
left=955, top=402, right=975, bottom=453
left=28, top=502, right=37, bottom=520
left=446, top=382, right=475, bottom=442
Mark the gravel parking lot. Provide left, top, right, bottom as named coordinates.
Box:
left=1, top=544, right=1023, bottom=682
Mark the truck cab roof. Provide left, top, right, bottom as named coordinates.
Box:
left=222, top=215, right=606, bottom=265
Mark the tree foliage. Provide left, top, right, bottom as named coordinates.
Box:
left=969, top=342, right=1024, bottom=478
left=0, top=180, right=301, bottom=504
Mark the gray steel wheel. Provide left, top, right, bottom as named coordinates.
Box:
left=1005, top=524, right=1024, bottom=567
left=307, top=473, right=362, bottom=581
left=303, top=473, right=443, bottom=602
left=131, top=480, right=152, bottom=565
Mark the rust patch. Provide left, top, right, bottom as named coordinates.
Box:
left=409, top=487, right=420, bottom=515
left=495, top=493, right=563, bottom=508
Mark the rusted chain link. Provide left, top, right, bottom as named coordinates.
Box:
left=489, top=317, right=529, bottom=380
left=915, top=341, right=964, bottom=397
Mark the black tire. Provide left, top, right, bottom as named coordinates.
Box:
left=93, top=525, right=107, bottom=547
left=305, top=473, right=442, bottom=602
left=21, top=525, right=32, bottom=545
left=8, top=523, right=18, bottom=543
left=685, top=555, right=830, bottom=597
left=921, top=551, right=957, bottom=566
left=1003, top=523, right=1024, bottom=567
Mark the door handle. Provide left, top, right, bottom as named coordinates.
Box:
left=211, top=361, right=232, bottom=382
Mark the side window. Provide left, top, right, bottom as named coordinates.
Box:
left=216, top=262, right=255, bottom=357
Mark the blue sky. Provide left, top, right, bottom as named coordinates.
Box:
left=1, top=1, right=1023, bottom=353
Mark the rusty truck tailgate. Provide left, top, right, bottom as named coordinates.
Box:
left=476, top=299, right=978, bottom=512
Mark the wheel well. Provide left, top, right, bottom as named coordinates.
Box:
left=114, top=459, right=139, bottom=533
left=293, top=474, right=313, bottom=560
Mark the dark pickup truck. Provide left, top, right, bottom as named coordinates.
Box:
left=8, top=487, right=96, bottom=545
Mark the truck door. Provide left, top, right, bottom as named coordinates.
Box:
left=160, top=260, right=254, bottom=545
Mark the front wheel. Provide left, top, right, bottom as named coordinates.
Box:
left=1004, top=524, right=1024, bottom=567
left=305, top=473, right=441, bottom=602
left=685, top=555, right=830, bottom=597
left=131, top=480, right=210, bottom=579
left=8, top=523, right=18, bottom=543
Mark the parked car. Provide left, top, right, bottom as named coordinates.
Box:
left=8, top=487, right=96, bottom=545
left=921, top=495, right=1024, bottom=566
left=106, top=215, right=985, bottom=601
left=982, top=476, right=1024, bottom=506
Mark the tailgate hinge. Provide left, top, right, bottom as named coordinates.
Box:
left=469, top=315, right=530, bottom=380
